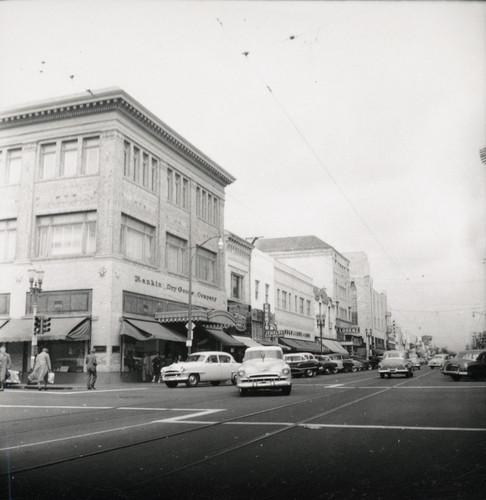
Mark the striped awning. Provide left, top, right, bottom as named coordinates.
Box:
left=0, top=317, right=91, bottom=342
left=121, top=319, right=185, bottom=342
left=232, top=335, right=263, bottom=348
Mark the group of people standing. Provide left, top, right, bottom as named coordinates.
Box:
left=142, top=352, right=170, bottom=383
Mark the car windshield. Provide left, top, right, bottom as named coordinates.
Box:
left=384, top=352, right=405, bottom=359
left=244, top=350, right=282, bottom=361
left=186, top=354, right=205, bottom=362
left=456, top=352, right=480, bottom=360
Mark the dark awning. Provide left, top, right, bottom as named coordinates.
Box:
left=204, top=329, right=245, bottom=347
left=121, top=319, right=186, bottom=342
left=0, top=317, right=91, bottom=342
left=279, top=338, right=322, bottom=353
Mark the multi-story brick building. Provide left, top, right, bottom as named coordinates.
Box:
left=0, top=88, right=239, bottom=381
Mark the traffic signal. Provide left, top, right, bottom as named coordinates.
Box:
left=42, top=317, right=51, bottom=334
left=34, top=315, right=42, bottom=335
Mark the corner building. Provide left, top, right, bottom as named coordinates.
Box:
left=0, top=88, right=236, bottom=380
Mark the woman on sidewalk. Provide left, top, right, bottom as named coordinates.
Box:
left=28, top=348, right=52, bottom=391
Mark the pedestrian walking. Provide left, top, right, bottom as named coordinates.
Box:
left=86, top=347, right=97, bottom=390
left=142, top=352, right=152, bottom=382
left=0, top=345, right=12, bottom=391
left=28, top=347, right=52, bottom=391
left=152, top=353, right=163, bottom=383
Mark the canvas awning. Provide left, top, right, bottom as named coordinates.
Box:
left=121, top=319, right=186, bottom=342
left=232, top=335, right=263, bottom=348
left=0, top=317, right=91, bottom=342
left=320, top=338, right=348, bottom=354
left=204, top=329, right=245, bottom=347
left=279, top=338, right=322, bottom=353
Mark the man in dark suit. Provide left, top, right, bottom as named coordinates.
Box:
left=86, top=347, right=98, bottom=390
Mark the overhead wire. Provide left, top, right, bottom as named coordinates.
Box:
left=214, top=13, right=451, bottom=335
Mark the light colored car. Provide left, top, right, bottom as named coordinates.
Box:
left=378, top=350, right=414, bottom=378
left=428, top=354, right=451, bottom=369
left=237, top=346, right=292, bottom=396
left=409, top=354, right=421, bottom=370
left=161, top=351, right=240, bottom=388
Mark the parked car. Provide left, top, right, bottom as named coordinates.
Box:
left=409, top=354, right=421, bottom=370
left=367, top=356, right=381, bottom=369
left=161, top=351, right=240, bottom=388
left=378, top=350, right=414, bottom=378
left=441, top=350, right=486, bottom=381
left=428, top=354, right=451, bottom=369
left=350, top=355, right=372, bottom=371
left=326, top=353, right=354, bottom=373
left=283, top=353, right=320, bottom=377
left=237, top=346, right=291, bottom=396
left=315, top=355, right=339, bottom=375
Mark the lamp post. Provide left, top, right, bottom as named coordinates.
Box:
left=28, top=268, right=44, bottom=370
left=187, top=235, right=224, bottom=355
left=365, top=328, right=373, bottom=359
left=318, top=299, right=323, bottom=354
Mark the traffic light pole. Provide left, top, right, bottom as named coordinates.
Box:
left=31, top=303, right=38, bottom=370
left=28, top=269, right=44, bottom=371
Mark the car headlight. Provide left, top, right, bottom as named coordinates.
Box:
left=282, top=366, right=290, bottom=376
left=179, top=366, right=185, bottom=373
left=238, top=369, right=246, bottom=377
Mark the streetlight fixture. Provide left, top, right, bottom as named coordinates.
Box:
left=365, top=328, right=373, bottom=359
left=318, top=299, right=324, bottom=355
left=187, top=235, right=224, bottom=355
left=28, top=268, right=44, bottom=370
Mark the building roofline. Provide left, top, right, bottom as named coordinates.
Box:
left=0, top=87, right=236, bottom=187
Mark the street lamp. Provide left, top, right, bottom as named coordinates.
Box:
left=187, top=235, right=224, bottom=355
left=365, top=328, right=373, bottom=359
left=318, top=299, right=324, bottom=354
left=28, top=268, right=44, bottom=370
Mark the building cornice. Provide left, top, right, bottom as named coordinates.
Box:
left=0, top=88, right=236, bottom=187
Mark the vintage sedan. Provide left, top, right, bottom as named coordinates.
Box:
left=326, top=353, right=354, bottom=373
left=428, top=354, right=451, bottom=369
left=441, top=350, right=486, bottom=381
left=237, top=346, right=291, bottom=396
left=350, top=355, right=372, bottom=371
left=315, top=355, right=339, bottom=375
left=161, top=351, right=240, bottom=388
left=378, top=350, right=414, bottom=378
left=409, top=354, right=422, bottom=370
left=283, top=353, right=320, bottom=377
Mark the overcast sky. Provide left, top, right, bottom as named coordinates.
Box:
left=1, top=1, right=485, bottom=352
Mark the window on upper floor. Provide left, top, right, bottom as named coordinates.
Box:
left=0, top=148, right=22, bottom=185
left=0, top=219, right=16, bottom=262
left=255, top=280, right=260, bottom=300
left=37, top=212, right=96, bottom=257
left=120, top=214, right=155, bottom=266
left=123, top=140, right=159, bottom=193
left=282, top=291, right=287, bottom=310
left=306, top=300, right=311, bottom=316
left=196, top=186, right=220, bottom=226
left=167, top=167, right=189, bottom=209
left=0, top=293, right=10, bottom=315
left=265, top=284, right=270, bottom=303
left=299, top=297, right=304, bottom=315
left=196, top=247, right=217, bottom=284
left=166, top=233, right=188, bottom=276
left=231, top=273, right=244, bottom=299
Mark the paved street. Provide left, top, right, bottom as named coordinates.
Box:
left=1, top=369, right=485, bottom=500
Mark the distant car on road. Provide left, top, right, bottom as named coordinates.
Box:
left=350, top=355, right=372, bottom=371
left=326, top=353, right=354, bottom=373
left=378, top=350, right=414, bottom=378
left=161, top=351, right=240, bottom=388
left=409, top=354, right=421, bottom=370
left=284, top=353, right=319, bottom=377
left=428, top=354, right=451, bottom=369
left=441, top=350, right=486, bottom=381
left=237, top=346, right=291, bottom=396
left=315, top=355, right=339, bottom=375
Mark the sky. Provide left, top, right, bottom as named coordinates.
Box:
left=1, top=1, right=485, bottom=352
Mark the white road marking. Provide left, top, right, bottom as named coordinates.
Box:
left=294, top=423, right=486, bottom=432
left=360, top=386, right=486, bottom=389
left=152, top=409, right=224, bottom=423
left=0, top=404, right=113, bottom=410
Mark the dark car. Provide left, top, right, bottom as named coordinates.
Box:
left=315, top=355, right=339, bottom=375
left=442, top=350, right=486, bottom=381
left=367, top=356, right=381, bottom=369
left=283, top=353, right=319, bottom=378
left=350, top=355, right=372, bottom=371
left=326, top=353, right=354, bottom=373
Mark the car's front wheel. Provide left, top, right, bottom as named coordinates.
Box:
left=186, top=374, right=200, bottom=387
left=367, top=365, right=372, bottom=371
left=165, top=382, right=178, bottom=388
left=304, top=369, right=315, bottom=378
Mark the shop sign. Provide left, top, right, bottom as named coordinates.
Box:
left=134, top=275, right=217, bottom=302
left=263, top=303, right=270, bottom=334
left=338, top=326, right=360, bottom=334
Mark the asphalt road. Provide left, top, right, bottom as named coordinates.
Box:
left=1, top=368, right=485, bottom=500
